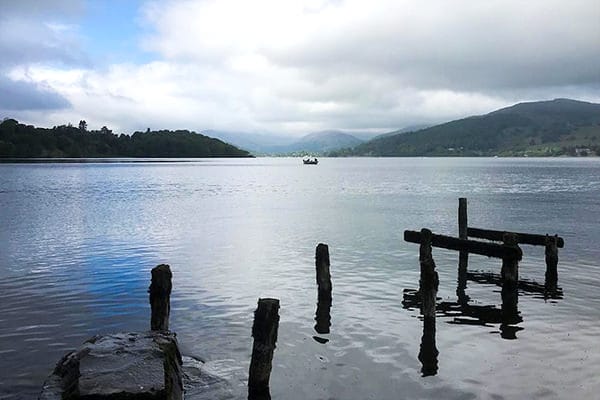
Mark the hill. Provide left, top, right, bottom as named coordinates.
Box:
left=0, top=119, right=251, bottom=158
left=202, top=130, right=295, bottom=155
left=209, top=129, right=365, bottom=155
left=289, top=130, right=363, bottom=153
left=346, top=99, right=600, bottom=157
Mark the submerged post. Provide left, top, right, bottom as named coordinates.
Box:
left=248, top=298, right=280, bottom=398
left=419, top=229, right=439, bottom=318
left=315, top=243, right=332, bottom=302
left=149, top=264, right=172, bottom=331
left=545, top=235, right=559, bottom=293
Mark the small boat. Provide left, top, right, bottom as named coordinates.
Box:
left=303, top=158, right=318, bottom=165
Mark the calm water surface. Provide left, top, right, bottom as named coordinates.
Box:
left=1, top=157, right=599, bottom=399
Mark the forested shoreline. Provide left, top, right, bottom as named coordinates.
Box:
left=0, top=119, right=251, bottom=158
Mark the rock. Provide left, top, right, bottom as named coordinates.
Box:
left=39, top=331, right=183, bottom=400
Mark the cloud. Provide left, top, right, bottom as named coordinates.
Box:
left=3, top=0, right=599, bottom=134
left=0, top=0, right=84, bottom=113
left=0, top=76, right=70, bottom=110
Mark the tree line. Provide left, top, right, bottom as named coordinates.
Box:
left=0, top=119, right=251, bottom=158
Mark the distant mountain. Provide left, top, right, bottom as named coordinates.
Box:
left=346, top=99, right=600, bottom=157
left=202, top=130, right=294, bottom=154
left=288, top=130, right=363, bottom=153
left=206, top=129, right=365, bottom=155
left=371, top=124, right=432, bottom=140
left=0, top=119, right=252, bottom=158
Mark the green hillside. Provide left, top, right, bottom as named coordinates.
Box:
left=0, top=119, right=252, bottom=158
left=344, top=99, right=600, bottom=157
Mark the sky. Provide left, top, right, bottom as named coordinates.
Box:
left=1, top=0, right=599, bottom=137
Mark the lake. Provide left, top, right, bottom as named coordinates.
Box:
left=1, top=157, right=599, bottom=399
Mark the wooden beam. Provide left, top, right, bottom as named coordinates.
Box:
left=467, top=227, right=564, bottom=248
left=404, top=230, right=522, bottom=260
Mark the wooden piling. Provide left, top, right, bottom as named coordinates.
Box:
left=419, top=229, right=439, bottom=318
left=501, top=233, right=520, bottom=327
left=458, top=198, right=468, bottom=240
left=248, top=298, right=280, bottom=398
left=458, top=198, right=469, bottom=303
left=501, top=233, right=520, bottom=285
left=149, top=264, right=172, bottom=331
left=315, top=243, right=332, bottom=301
left=545, top=235, right=559, bottom=293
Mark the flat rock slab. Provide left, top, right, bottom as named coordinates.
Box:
left=40, top=331, right=183, bottom=400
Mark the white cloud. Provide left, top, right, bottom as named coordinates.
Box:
left=3, top=0, right=600, bottom=135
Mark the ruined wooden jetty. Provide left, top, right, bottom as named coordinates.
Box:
left=404, top=197, right=565, bottom=350
left=459, top=197, right=564, bottom=293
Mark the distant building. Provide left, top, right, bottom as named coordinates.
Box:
left=575, top=147, right=592, bottom=156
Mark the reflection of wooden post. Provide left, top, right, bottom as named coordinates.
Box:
left=419, top=229, right=439, bottom=318
left=418, top=316, right=438, bottom=376
left=248, top=298, right=279, bottom=398
left=149, top=264, right=172, bottom=331
left=315, top=243, right=332, bottom=301
left=314, top=298, right=331, bottom=335
left=545, top=235, right=559, bottom=293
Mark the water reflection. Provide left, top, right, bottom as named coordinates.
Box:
left=248, top=388, right=271, bottom=400
left=313, top=295, right=332, bottom=344
left=403, top=250, right=569, bottom=376
left=418, top=317, right=438, bottom=377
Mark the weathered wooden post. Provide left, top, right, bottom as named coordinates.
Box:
left=418, top=228, right=439, bottom=375
left=149, top=264, right=172, bottom=331
left=545, top=234, right=559, bottom=293
left=419, top=229, right=439, bottom=318
left=458, top=198, right=468, bottom=240
left=501, top=233, right=520, bottom=288
left=248, top=298, right=280, bottom=399
left=457, top=198, right=469, bottom=303
left=315, top=243, right=332, bottom=302
left=501, top=233, right=521, bottom=328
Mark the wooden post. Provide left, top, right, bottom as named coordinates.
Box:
left=501, top=233, right=520, bottom=287
left=315, top=243, right=332, bottom=302
left=545, top=234, right=559, bottom=293
left=457, top=198, right=469, bottom=304
left=149, top=264, right=172, bottom=331
left=458, top=198, right=468, bottom=240
left=501, top=233, right=521, bottom=330
left=419, top=229, right=439, bottom=318
left=248, top=298, right=280, bottom=398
